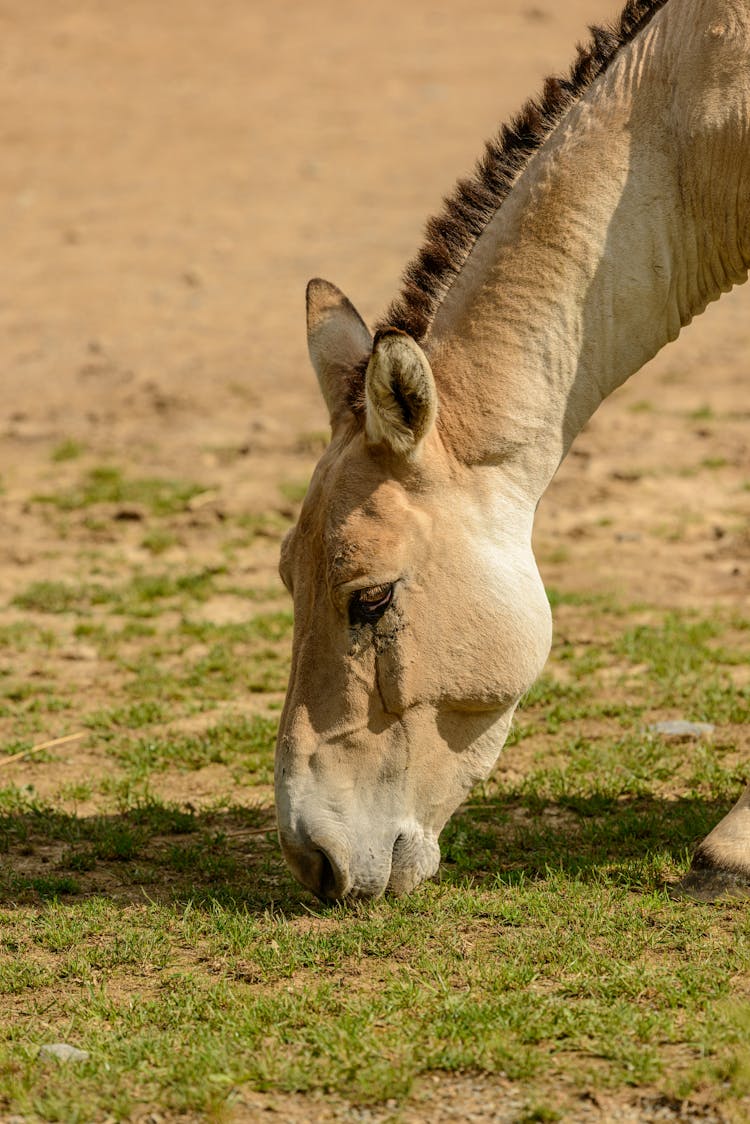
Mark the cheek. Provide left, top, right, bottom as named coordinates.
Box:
left=375, top=573, right=552, bottom=712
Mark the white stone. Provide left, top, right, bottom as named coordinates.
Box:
left=38, top=1042, right=89, bottom=1063
left=647, top=720, right=715, bottom=739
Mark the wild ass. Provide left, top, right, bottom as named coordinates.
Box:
left=276, top=0, right=750, bottom=900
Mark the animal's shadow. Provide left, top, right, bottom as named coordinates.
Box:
left=439, top=788, right=732, bottom=891
left=0, top=787, right=732, bottom=913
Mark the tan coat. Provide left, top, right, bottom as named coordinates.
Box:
left=277, top=0, right=750, bottom=899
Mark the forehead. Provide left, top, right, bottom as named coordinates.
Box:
left=284, top=438, right=421, bottom=580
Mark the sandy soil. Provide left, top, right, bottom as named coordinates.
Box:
left=1, top=1, right=748, bottom=1121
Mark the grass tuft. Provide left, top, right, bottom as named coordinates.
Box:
left=34, top=465, right=207, bottom=515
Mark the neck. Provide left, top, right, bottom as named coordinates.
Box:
left=425, top=0, right=750, bottom=503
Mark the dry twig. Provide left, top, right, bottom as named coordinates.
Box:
left=0, top=731, right=86, bottom=769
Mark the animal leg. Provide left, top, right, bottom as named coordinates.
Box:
left=677, top=784, right=750, bottom=901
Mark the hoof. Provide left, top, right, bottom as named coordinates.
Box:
left=673, top=851, right=750, bottom=902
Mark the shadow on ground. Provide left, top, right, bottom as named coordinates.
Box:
left=440, top=788, right=731, bottom=891
left=0, top=786, right=732, bottom=914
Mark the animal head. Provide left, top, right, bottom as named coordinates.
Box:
left=275, top=279, right=552, bottom=899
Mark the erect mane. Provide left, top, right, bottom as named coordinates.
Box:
left=377, top=0, right=670, bottom=343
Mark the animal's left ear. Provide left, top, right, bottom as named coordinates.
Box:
left=365, top=329, right=438, bottom=455
left=307, top=278, right=373, bottom=423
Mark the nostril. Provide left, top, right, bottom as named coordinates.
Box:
left=314, top=848, right=340, bottom=900
left=291, top=840, right=350, bottom=901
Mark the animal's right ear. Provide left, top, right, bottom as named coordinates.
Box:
left=306, top=279, right=372, bottom=422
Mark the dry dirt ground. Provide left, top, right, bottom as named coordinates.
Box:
left=1, top=1, right=749, bottom=1121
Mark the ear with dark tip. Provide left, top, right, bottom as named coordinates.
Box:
left=365, top=329, right=438, bottom=455
left=306, top=278, right=372, bottom=422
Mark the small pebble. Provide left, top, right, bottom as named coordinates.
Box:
left=60, top=645, right=98, bottom=662
left=647, top=720, right=715, bottom=739
left=38, top=1042, right=89, bottom=1063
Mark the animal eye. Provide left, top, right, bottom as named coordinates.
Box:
left=349, top=583, right=394, bottom=626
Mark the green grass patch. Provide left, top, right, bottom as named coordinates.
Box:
left=33, top=465, right=206, bottom=516
left=141, top=528, right=179, bottom=555
left=1, top=548, right=749, bottom=1121
left=11, top=568, right=223, bottom=617
left=112, top=714, right=277, bottom=778
left=279, top=479, right=309, bottom=505
left=688, top=404, right=716, bottom=421
left=615, top=614, right=743, bottom=679
left=50, top=438, right=85, bottom=462
left=85, top=700, right=171, bottom=731
left=225, top=512, right=293, bottom=548
left=546, top=587, right=620, bottom=610
left=0, top=621, right=58, bottom=651
left=0, top=870, right=749, bottom=1115
left=11, top=581, right=97, bottom=614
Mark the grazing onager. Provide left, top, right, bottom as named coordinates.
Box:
left=275, top=0, right=750, bottom=900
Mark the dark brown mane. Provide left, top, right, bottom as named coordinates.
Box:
left=377, top=0, right=670, bottom=343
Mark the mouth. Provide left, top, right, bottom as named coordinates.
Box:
left=386, top=830, right=440, bottom=896
left=280, top=822, right=441, bottom=902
